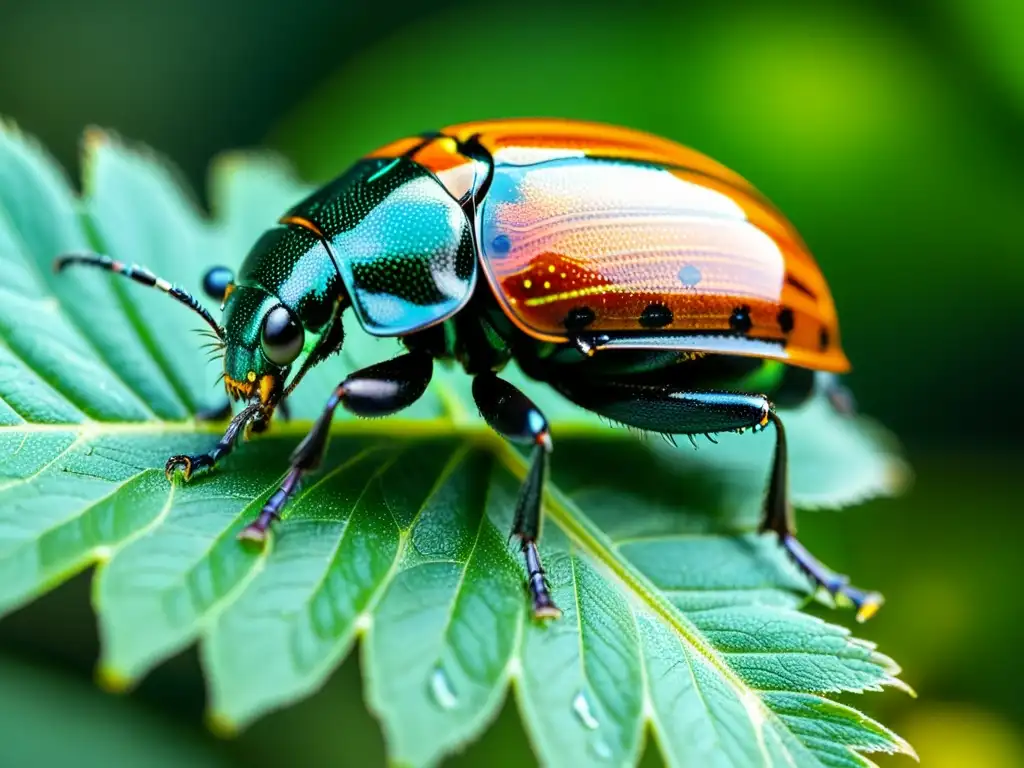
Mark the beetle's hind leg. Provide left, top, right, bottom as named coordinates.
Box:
left=472, top=374, right=560, bottom=620
left=760, top=411, right=883, bottom=622
left=552, top=378, right=883, bottom=622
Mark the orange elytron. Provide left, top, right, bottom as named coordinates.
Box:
left=372, top=118, right=848, bottom=372
left=58, top=118, right=881, bottom=623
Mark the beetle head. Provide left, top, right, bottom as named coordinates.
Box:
left=217, top=282, right=305, bottom=408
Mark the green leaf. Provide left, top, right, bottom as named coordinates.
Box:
left=0, top=120, right=914, bottom=767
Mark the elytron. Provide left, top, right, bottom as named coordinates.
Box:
left=57, top=118, right=881, bottom=621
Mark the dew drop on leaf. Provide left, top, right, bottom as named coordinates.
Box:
left=428, top=665, right=458, bottom=711
left=572, top=691, right=599, bottom=730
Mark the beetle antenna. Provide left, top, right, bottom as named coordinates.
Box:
left=54, top=252, right=226, bottom=340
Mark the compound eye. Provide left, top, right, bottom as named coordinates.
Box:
left=202, top=265, right=235, bottom=301
left=260, top=305, right=304, bottom=366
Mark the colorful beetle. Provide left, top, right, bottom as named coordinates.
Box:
left=56, top=119, right=881, bottom=621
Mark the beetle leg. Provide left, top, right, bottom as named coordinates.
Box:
left=551, top=377, right=883, bottom=622
left=237, top=351, right=434, bottom=544
left=472, top=374, right=560, bottom=621
left=166, top=401, right=262, bottom=481
left=759, top=411, right=883, bottom=622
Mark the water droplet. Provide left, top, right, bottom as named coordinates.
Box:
left=572, top=691, right=599, bottom=730
left=590, top=740, right=613, bottom=761
left=429, top=666, right=458, bottom=710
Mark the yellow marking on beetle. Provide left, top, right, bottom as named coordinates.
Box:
left=223, top=374, right=254, bottom=400
left=523, top=283, right=642, bottom=307
left=523, top=279, right=533, bottom=289
left=221, top=283, right=235, bottom=308
left=246, top=371, right=257, bottom=382
left=279, top=214, right=325, bottom=238
left=521, top=276, right=769, bottom=308
left=855, top=594, right=884, bottom=623
left=548, top=264, right=556, bottom=273
left=258, top=375, right=276, bottom=405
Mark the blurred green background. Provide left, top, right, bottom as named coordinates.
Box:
left=2, top=0, right=1022, bottom=765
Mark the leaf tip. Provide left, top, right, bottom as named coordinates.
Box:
left=83, top=127, right=111, bottom=153
left=885, top=456, right=914, bottom=497
left=888, top=676, right=918, bottom=699
left=95, top=663, right=133, bottom=694
left=205, top=710, right=240, bottom=739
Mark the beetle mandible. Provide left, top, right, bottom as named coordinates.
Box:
left=56, top=118, right=882, bottom=622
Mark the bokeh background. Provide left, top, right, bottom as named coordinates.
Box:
left=2, top=0, right=1022, bottom=765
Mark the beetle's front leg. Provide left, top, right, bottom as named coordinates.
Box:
left=166, top=401, right=262, bottom=480
left=237, top=351, right=434, bottom=543
left=472, top=374, right=561, bottom=620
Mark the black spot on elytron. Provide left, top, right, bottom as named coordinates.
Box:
left=729, top=305, right=753, bottom=334
left=564, top=306, right=596, bottom=331
left=777, top=307, right=795, bottom=334
left=786, top=274, right=816, bottom=298
left=678, top=264, right=702, bottom=287
left=490, top=233, right=511, bottom=254
left=819, top=327, right=831, bottom=351
left=639, top=303, right=674, bottom=328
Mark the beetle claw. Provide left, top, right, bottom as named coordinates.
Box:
left=164, top=455, right=192, bottom=481
left=164, top=454, right=214, bottom=482
left=779, top=534, right=884, bottom=621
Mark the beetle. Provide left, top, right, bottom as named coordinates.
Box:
left=56, top=118, right=882, bottom=622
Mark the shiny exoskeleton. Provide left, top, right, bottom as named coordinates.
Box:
left=55, top=119, right=882, bottom=622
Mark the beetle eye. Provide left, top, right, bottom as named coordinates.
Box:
left=260, top=305, right=304, bottom=366
left=202, top=266, right=235, bottom=301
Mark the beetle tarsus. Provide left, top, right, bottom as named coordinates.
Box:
left=239, top=476, right=297, bottom=544
left=779, top=533, right=883, bottom=622
left=165, top=453, right=214, bottom=482
left=237, top=512, right=276, bottom=545
left=165, top=402, right=261, bottom=483
left=523, top=538, right=561, bottom=620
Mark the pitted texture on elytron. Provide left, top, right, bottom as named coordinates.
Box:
left=237, top=226, right=340, bottom=332
left=285, top=158, right=475, bottom=336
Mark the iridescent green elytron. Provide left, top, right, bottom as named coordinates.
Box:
left=54, top=118, right=883, bottom=623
